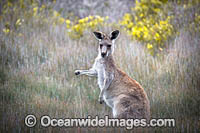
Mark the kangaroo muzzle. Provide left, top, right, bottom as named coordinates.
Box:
left=101, top=46, right=107, bottom=57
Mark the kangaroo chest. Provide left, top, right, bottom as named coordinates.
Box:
left=95, top=60, right=106, bottom=90
left=95, top=59, right=115, bottom=108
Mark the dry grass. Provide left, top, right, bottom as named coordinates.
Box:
left=0, top=1, right=200, bottom=132
left=1, top=24, right=200, bottom=132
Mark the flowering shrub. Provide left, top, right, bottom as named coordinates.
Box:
left=1, top=0, right=50, bottom=36
left=193, top=13, right=200, bottom=32
left=1, top=0, right=199, bottom=56
left=66, top=16, right=109, bottom=39
left=120, top=0, right=174, bottom=55
left=0, top=0, right=109, bottom=40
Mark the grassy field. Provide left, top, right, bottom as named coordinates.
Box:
left=0, top=0, right=200, bottom=132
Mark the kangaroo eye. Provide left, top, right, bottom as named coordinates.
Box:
left=100, top=44, right=103, bottom=48
left=107, top=45, right=111, bottom=48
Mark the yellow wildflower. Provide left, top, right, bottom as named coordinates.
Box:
left=16, top=19, right=22, bottom=26
left=41, top=5, right=46, bottom=9
left=33, top=7, right=38, bottom=16
left=84, top=17, right=89, bottom=22
left=3, top=28, right=10, bottom=34
left=79, top=19, right=84, bottom=24
left=58, top=17, right=65, bottom=24
left=89, top=15, right=94, bottom=20
left=65, top=19, right=71, bottom=25
left=98, top=17, right=104, bottom=23
left=53, top=11, right=60, bottom=17
left=147, top=43, right=153, bottom=49
left=155, top=33, right=161, bottom=41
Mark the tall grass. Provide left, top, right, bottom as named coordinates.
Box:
left=0, top=1, right=200, bottom=132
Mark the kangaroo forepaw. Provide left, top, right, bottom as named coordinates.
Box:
left=98, top=97, right=104, bottom=104
left=75, top=70, right=80, bottom=75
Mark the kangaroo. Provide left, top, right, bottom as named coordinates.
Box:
left=75, top=30, right=150, bottom=119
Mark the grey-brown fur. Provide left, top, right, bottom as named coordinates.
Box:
left=75, top=30, right=150, bottom=120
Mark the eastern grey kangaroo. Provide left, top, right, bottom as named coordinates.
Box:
left=75, top=30, right=150, bottom=119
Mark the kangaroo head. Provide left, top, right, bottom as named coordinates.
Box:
left=93, top=30, right=120, bottom=58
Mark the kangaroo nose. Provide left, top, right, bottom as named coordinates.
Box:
left=101, top=53, right=106, bottom=57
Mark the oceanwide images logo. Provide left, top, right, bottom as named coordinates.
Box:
left=25, top=115, right=175, bottom=129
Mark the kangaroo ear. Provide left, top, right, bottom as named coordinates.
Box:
left=110, top=30, right=120, bottom=40
left=93, top=31, right=104, bottom=41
